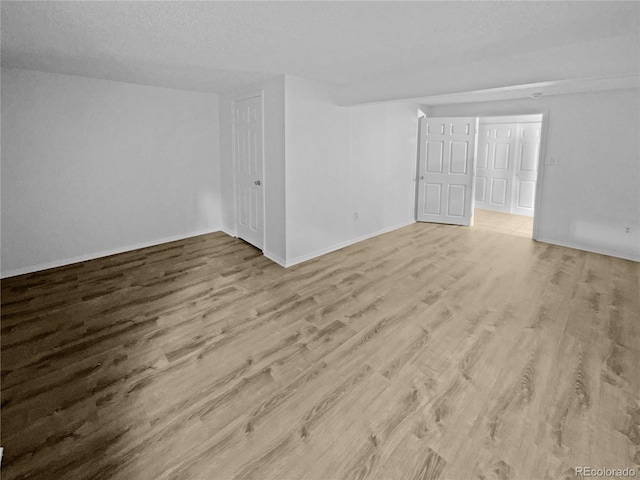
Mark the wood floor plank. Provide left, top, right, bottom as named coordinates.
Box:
left=2, top=210, right=639, bottom=480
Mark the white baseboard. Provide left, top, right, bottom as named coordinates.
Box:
left=263, top=250, right=287, bottom=267
left=1, top=228, right=221, bottom=279
left=535, top=235, right=640, bottom=262
left=284, top=220, right=416, bottom=268
left=220, top=227, right=237, bottom=238
left=219, top=229, right=286, bottom=266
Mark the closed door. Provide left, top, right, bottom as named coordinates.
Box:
left=417, top=117, right=476, bottom=226
left=233, top=95, right=264, bottom=249
left=511, top=123, right=541, bottom=216
left=475, top=123, right=517, bottom=213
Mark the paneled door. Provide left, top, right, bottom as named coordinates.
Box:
left=475, top=123, right=518, bottom=213
left=233, top=94, right=264, bottom=249
left=511, top=123, right=541, bottom=216
left=476, top=121, right=541, bottom=217
left=417, top=117, right=476, bottom=226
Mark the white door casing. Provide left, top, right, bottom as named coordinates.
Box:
left=512, top=123, right=541, bottom=216
left=233, top=94, right=264, bottom=249
left=417, top=117, right=477, bottom=226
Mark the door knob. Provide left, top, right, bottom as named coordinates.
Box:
left=420, top=175, right=425, bottom=180
left=254, top=180, right=261, bottom=186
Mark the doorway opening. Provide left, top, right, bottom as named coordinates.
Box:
left=416, top=114, right=544, bottom=239
left=474, top=114, right=542, bottom=238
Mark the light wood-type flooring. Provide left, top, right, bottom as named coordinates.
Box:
left=2, top=210, right=639, bottom=480
left=474, top=208, right=533, bottom=238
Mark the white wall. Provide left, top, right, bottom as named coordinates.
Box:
left=218, top=75, right=417, bottom=267
left=1, top=67, right=221, bottom=277
left=284, top=76, right=418, bottom=265
left=218, top=76, right=286, bottom=263
left=284, top=76, right=350, bottom=262
left=347, top=102, right=419, bottom=243
left=427, top=88, right=640, bottom=261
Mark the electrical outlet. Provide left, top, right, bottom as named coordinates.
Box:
left=545, top=157, right=558, bottom=166
left=625, top=227, right=631, bottom=234
left=353, top=212, right=359, bottom=220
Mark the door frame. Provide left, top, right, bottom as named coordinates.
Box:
left=231, top=91, right=266, bottom=250
left=417, top=111, right=548, bottom=240
left=476, top=112, right=547, bottom=239
left=532, top=111, right=549, bottom=241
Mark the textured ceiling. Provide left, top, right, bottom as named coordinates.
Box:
left=2, top=1, right=639, bottom=102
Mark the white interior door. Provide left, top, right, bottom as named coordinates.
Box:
left=417, top=117, right=476, bottom=226
left=233, top=94, right=264, bottom=249
left=475, top=123, right=517, bottom=213
left=511, top=122, right=541, bottom=216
